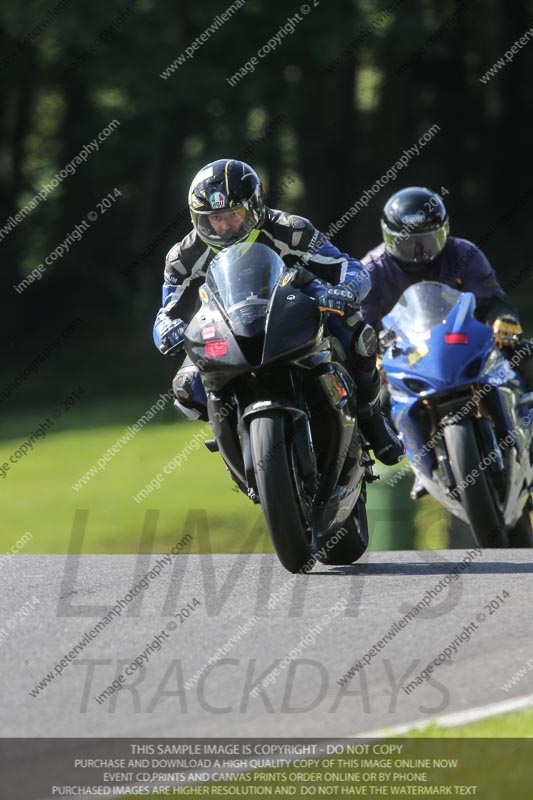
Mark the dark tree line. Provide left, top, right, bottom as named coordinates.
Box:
left=1, top=0, right=532, bottom=401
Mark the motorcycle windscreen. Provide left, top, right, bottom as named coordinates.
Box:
left=206, top=242, right=284, bottom=337
left=383, top=281, right=464, bottom=342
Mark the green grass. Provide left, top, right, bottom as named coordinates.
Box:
left=0, top=396, right=457, bottom=554
left=0, top=396, right=269, bottom=553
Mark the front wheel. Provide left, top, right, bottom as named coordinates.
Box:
left=250, top=413, right=313, bottom=573
left=443, top=420, right=507, bottom=547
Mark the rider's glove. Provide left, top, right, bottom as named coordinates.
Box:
left=492, top=314, right=523, bottom=348
left=158, top=317, right=186, bottom=354
left=316, top=282, right=359, bottom=317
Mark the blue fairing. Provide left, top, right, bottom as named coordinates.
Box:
left=382, top=284, right=524, bottom=479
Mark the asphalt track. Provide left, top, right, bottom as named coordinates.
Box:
left=3, top=550, right=533, bottom=740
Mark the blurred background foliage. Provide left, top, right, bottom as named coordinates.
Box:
left=1, top=0, right=531, bottom=551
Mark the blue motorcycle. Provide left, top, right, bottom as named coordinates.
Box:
left=381, top=281, right=533, bottom=547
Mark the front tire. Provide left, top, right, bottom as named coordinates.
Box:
left=250, top=413, right=313, bottom=573
left=444, top=420, right=507, bottom=547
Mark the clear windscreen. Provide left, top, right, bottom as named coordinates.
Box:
left=384, top=281, right=462, bottom=340
left=206, top=242, right=284, bottom=327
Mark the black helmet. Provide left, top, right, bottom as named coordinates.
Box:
left=381, top=187, right=449, bottom=272
left=188, top=158, right=266, bottom=249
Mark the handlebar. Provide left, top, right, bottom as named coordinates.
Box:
left=318, top=305, right=363, bottom=328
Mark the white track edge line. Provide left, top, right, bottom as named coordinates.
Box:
left=354, top=692, right=533, bottom=737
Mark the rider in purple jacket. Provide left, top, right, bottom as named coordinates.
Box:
left=361, top=187, right=520, bottom=332
left=360, top=186, right=533, bottom=494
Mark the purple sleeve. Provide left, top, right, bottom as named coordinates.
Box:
left=360, top=248, right=387, bottom=328
left=456, top=242, right=506, bottom=300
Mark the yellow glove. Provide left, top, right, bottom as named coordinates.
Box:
left=492, top=315, right=523, bottom=348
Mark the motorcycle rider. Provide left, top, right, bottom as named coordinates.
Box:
left=153, top=158, right=404, bottom=465
left=360, top=186, right=533, bottom=492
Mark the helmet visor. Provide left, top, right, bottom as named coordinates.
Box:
left=382, top=221, right=449, bottom=264
left=194, top=202, right=261, bottom=248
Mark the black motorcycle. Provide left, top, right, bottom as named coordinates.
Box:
left=182, top=242, right=374, bottom=573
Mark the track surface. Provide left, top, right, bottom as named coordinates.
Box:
left=3, top=550, right=533, bottom=737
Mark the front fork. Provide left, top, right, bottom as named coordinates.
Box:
left=206, top=379, right=320, bottom=507
left=424, top=390, right=507, bottom=500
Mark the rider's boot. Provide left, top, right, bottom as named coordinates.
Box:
left=356, top=370, right=405, bottom=466
left=345, top=321, right=405, bottom=466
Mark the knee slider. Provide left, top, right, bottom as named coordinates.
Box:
left=173, top=366, right=197, bottom=402
left=172, top=366, right=208, bottom=421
